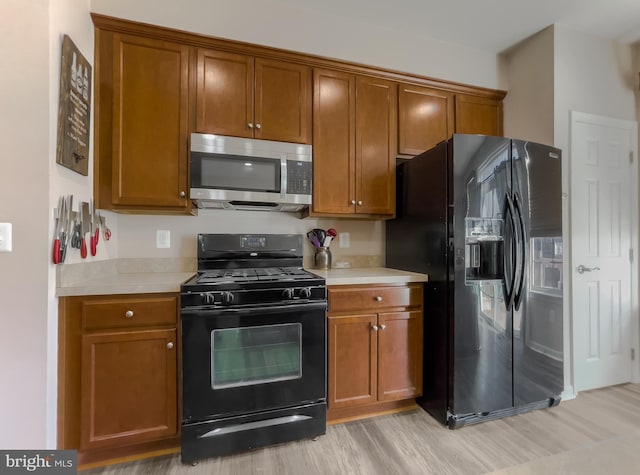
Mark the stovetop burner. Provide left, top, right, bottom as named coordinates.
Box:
left=181, top=234, right=326, bottom=308
left=195, top=266, right=319, bottom=284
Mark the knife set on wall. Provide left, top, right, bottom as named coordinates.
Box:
left=52, top=195, right=111, bottom=264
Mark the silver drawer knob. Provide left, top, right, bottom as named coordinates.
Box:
left=248, top=122, right=254, bottom=129
left=125, top=310, right=134, bottom=318
left=167, top=342, right=174, bottom=349
left=350, top=200, right=356, bottom=205
left=357, top=200, right=363, bottom=206
left=255, top=123, right=261, bottom=129
left=179, top=191, right=186, bottom=197
left=380, top=324, right=386, bottom=331
left=372, top=325, right=379, bottom=331
left=375, top=296, right=383, bottom=302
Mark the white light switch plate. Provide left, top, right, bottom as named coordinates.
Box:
left=156, top=230, right=170, bottom=249
left=339, top=232, right=350, bottom=248
left=0, top=223, right=12, bottom=252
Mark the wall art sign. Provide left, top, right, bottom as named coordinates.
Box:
left=56, top=34, right=91, bottom=176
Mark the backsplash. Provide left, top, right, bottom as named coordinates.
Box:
left=114, top=209, right=386, bottom=265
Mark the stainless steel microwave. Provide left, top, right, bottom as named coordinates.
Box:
left=190, top=133, right=313, bottom=212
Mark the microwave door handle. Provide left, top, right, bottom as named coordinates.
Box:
left=281, top=155, right=287, bottom=197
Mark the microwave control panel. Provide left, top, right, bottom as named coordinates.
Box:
left=287, top=161, right=312, bottom=195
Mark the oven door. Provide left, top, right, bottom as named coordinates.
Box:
left=181, top=301, right=326, bottom=423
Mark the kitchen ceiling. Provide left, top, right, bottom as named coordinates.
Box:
left=272, top=0, right=640, bottom=53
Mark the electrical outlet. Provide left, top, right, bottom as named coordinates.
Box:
left=339, top=232, right=350, bottom=248
left=0, top=223, right=12, bottom=252
left=156, top=230, right=170, bottom=249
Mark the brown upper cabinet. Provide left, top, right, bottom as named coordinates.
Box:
left=196, top=49, right=312, bottom=144
left=398, top=84, right=454, bottom=156
left=95, top=31, right=191, bottom=213
left=454, top=94, right=503, bottom=136
left=312, top=70, right=397, bottom=217
left=91, top=14, right=504, bottom=215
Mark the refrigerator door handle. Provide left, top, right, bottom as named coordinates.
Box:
left=513, top=192, right=527, bottom=311
left=503, top=193, right=517, bottom=311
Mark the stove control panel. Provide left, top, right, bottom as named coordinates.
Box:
left=192, top=285, right=326, bottom=308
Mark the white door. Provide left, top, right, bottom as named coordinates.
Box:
left=571, top=111, right=638, bottom=392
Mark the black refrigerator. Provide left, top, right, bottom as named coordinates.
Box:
left=386, top=134, right=564, bottom=428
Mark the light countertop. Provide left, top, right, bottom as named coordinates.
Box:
left=56, top=264, right=428, bottom=297
left=56, top=272, right=195, bottom=297
left=308, top=267, right=428, bottom=286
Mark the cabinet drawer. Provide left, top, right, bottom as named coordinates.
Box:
left=82, top=296, right=178, bottom=330
left=328, top=284, right=422, bottom=313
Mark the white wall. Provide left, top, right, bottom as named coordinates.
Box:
left=89, top=0, right=499, bottom=89
left=0, top=0, right=96, bottom=450
left=554, top=25, right=636, bottom=156
left=0, top=0, right=51, bottom=448
left=500, top=26, right=555, bottom=145
left=47, top=0, right=95, bottom=448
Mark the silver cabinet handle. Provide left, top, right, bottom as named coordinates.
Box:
left=125, top=310, right=134, bottom=318
left=375, top=296, right=383, bottom=302
left=248, top=122, right=254, bottom=129
left=357, top=200, right=363, bottom=206
left=372, top=325, right=379, bottom=331
left=167, top=342, right=174, bottom=349
left=577, top=265, right=601, bottom=274
left=179, top=191, right=186, bottom=198
left=255, top=123, right=261, bottom=129
left=380, top=324, right=386, bottom=331
left=350, top=200, right=356, bottom=205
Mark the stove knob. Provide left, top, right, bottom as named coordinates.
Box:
left=299, top=287, right=312, bottom=299
left=200, top=292, right=214, bottom=305
left=282, top=288, right=295, bottom=300
left=221, top=291, right=235, bottom=305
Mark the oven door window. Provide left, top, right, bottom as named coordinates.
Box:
left=195, top=153, right=281, bottom=193
left=211, top=323, right=302, bottom=389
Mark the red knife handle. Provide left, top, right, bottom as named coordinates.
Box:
left=94, top=227, right=100, bottom=244
left=90, top=235, right=97, bottom=257
left=80, top=236, right=87, bottom=259
left=53, top=239, right=61, bottom=264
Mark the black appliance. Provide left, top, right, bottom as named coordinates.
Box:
left=180, top=234, right=326, bottom=463
left=386, top=134, right=564, bottom=428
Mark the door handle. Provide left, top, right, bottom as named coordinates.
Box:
left=503, top=193, right=517, bottom=311
left=577, top=265, right=600, bottom=274
left=512, top=192, right=527, bottom=311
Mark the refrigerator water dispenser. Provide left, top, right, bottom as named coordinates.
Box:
left=465, top=218, right=504, bottom=282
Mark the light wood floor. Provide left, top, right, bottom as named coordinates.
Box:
left=84, top=383, right=640, bottom=474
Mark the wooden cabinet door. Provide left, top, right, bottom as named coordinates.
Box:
left=377, top=311, right=423, bottom=401
left=112, top=34, right=189, bottom=208
left=80, top=329, right=178, bottom=450
left=312, top=69, right=356, bottom=214
left=328, top=314, right=378, bottom=409
left=398, top=84, right=454, bottom=156
left=196, top=49, right=254, bottom=138
left=355, top=75, right=397, bottom=215
left=455, top=94, right=503, bottom=136
left=255, top=58, right=311, bottom=143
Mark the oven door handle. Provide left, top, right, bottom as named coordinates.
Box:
left=181, top=301, right=327, bottom=319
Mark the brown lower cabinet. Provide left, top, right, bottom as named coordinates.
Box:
left=58, top=293, right=180, bottom=466
left=327, top=284, right=423, bottom=422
